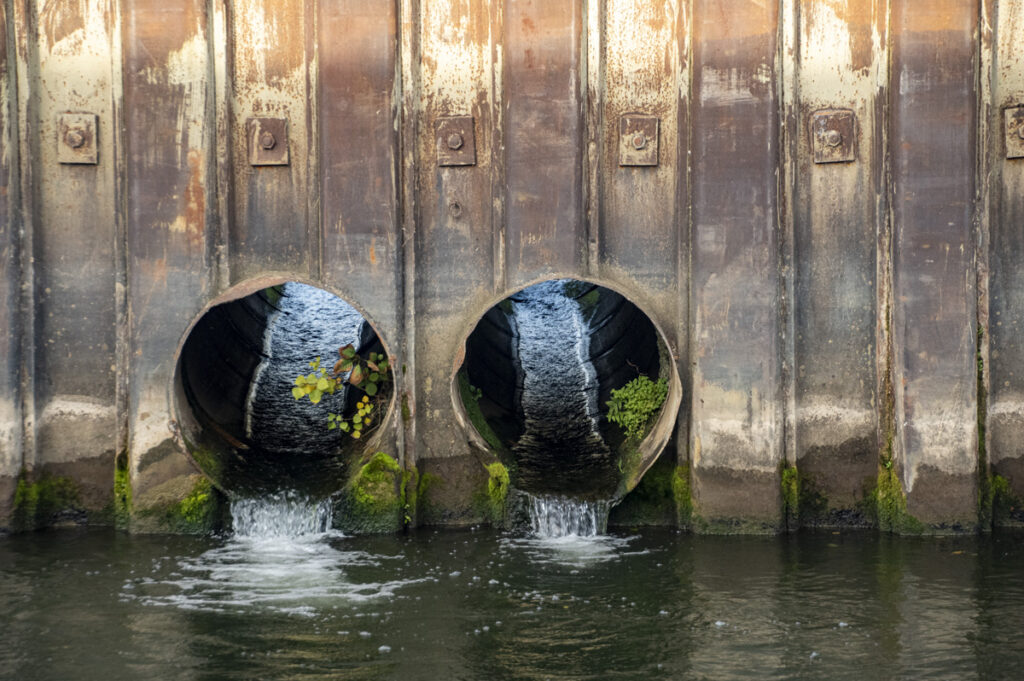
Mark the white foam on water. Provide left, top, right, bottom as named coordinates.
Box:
left=122, top=494, right=419, bottom=615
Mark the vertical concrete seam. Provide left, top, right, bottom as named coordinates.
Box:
left=975, top=0, right=995, bottom=529
left=582, top=0, right=602, bottom=278
left=13, top=0, right=37, bottom=473
left=398, top=0, right=419, bottom=473
left=489, top=0, right=506, bottom=294
left=679, top=0, right=695, bottom=516
left=306, top=0, right=321, bottom=283
left=210, top=0, right=232, bottom=291
left=3, top=0, right=24, bottom=475
left=111, top=0, right=131, bottom=489
left=778, top=0, right=799, bottom=474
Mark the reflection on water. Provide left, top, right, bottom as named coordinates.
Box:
left=2, top=528, right=1024, bottom=681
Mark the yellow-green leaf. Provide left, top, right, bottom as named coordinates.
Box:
left=291, top=387, right=304, bottom=400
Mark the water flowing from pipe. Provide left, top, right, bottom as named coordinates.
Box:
left=526, top=493, right=611, bottom=538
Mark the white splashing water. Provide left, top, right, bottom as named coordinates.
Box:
left=122, top=495, right=419, bottom=615
left=231, top=493, right=333, bottom=538
left=527, top=493, right=611, bottom=538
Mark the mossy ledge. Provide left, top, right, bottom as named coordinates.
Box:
left=12, top=469, right=83, bottom=531
left=334, top=452, right=408, bottom=534
left=136, top=477, right=227, bottom=535
left=113, top=452, right=132, bottom=530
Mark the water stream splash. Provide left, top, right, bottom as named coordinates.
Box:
left=526, top=493, right=611, bottom=538
left=122, top=494, right=417, bottom=615
left=231, top=493, right=333, bottom=538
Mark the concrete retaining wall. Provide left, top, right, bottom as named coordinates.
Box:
left=2, top=0, right=1023, bottom=533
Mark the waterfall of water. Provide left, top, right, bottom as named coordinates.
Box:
left=510, top=280, right=612, bottom=494
left=526, top=493, right=611, bottom=538
left=231, top=493, right=333, bottom=538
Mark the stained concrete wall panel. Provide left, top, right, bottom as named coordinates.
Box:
left=598, top=0, right=682, bottom=315
left=891, top=0, right=978, bottom=525
left=0, top=0, right=19, bottom=517
left=504, top=0, right=584, bottom=285
left=690, top=0, right=782, bottom=525
left=228, top=0, right=313, bottom=280
left=124, top=1, right=217, bottom=506
left=30, top=1, right=118, bottom=509
left=793, top=0, right=882, bottom=511
left=988, top=0, right=1024, bottom=496
left=319, top=0, right=401, bottom=336
left=415, top=0, right=497, bottom=465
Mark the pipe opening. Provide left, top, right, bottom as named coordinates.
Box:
left=173, top=282, right=390, bottom=497
left=455, top=279, right=678, bottom=500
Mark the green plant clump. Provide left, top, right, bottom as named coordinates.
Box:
left=870, top=461, right=923, bottom=534
left=114, top=453, right=132, bottom=529
left=291, top=345, right=392, bottom=440
left=485, top=462, right=509, bottom=523
left=607, top=375, right=668, bottom=440
left=12, top=469, right=81, bottom=531
left=338, top=452, right=407, bottom=533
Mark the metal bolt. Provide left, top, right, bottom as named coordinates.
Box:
left=446, top=133, right=464, bottom=150
left=65, top=130, right=85, bottom=149
left=448, top=200, right=463, bottom=218
left=631, top=132, right=647, bottom=150
left=823, top=129, right=842, bottom=148
left=259, top=131, right=277, bottom=150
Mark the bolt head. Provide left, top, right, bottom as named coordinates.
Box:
left=65, top=130, right=85, bottom=149
left=823, top=129, right=843, bottom=148
left=448, top=200, right=463, bottom=218
left=446, top=133, right=465, bottom=150
left=259, top=131, right=277, bottom=150
left=631, top=132, right=647, bottom=150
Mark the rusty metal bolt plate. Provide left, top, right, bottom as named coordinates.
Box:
left=247, top=118, right=289, bottom=166
left=57, top=113, right=98, bottom=165
left=436, top=117, right=476, bottom=167
left=811, top=109, right=856, bottom=164
left=1006, top=106, right=1024, bottom=160
left=619, top=115, right=659, bottom=167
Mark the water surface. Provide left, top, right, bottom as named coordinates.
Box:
left=2, top=527, right=1022, bottom=680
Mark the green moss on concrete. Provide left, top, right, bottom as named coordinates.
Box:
left=114, top=452, right=132, bottom=530
left=868, top=461, right=923, bottom=535
left=336, top=452, right=406, bottom=534
left=458, top=371, right=504, bottom=452
left=671, top=465, right=693, bottom=527
left=12, top=469, right=82, bottom=531
left=989, top=474, right=1020, bottom=526
left=401, top=392, right=412, bottom=425
left=145, top=477, right=224, bottom=535
left=780, top=465, right=828, bottom=530
left=472, top=462, right=509, bottom=526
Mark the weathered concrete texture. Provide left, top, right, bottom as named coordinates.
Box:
left=689, top=0, right=782, bottom=527
left=791, top=0, right=882, bottom=520
left=691, top=467, right=780, bottom=533
left=416, top=454, right=491, bottom=527
left=891, top=0, right=979, bottom=526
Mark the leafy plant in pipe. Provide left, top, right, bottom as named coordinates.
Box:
left=291, top=343, right=392, bottom=440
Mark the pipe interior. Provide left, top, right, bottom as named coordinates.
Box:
left=174, top=282, right=384, bottom=496
left=459, top=279, right=664, bottom=499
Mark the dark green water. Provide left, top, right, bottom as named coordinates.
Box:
left=1, top=527, right=1022, bottom=680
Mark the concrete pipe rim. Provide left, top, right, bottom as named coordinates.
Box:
left=448, top=275, right=682, bottom=501
left=170, top=274, right=398, bottom=498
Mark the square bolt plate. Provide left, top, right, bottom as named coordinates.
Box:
left=619, top=115, right=659, bottom=167
left=811, top=109, right=856, bottom=164
left=1006, top=106, right=1024, bottom=159
left=436, top=116, right=476, bottom=167
left=58, top=113, right=98, bottom=165
left=247, top=117, right=289, bottom=166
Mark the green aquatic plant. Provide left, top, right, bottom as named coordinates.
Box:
left=291, top=344, right=391, bottom=439
left=606, top=375, right=668, bottom=440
